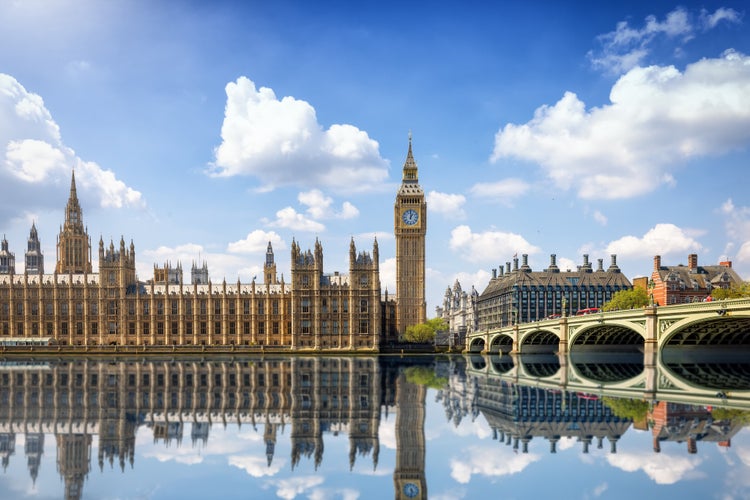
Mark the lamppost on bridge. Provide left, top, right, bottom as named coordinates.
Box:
left=648, top=279, right=655, bottom=307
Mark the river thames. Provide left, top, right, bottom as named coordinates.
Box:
left=0, top=352, right=748, bottom=499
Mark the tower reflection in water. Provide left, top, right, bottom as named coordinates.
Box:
left=0, top=354, right=749, bottom=499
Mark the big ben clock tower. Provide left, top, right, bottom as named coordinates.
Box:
left=395, top=135, right=427, bottom=337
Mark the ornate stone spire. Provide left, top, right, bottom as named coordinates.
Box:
left=401, top=132, right=419, bottom=183
left=56, top=170, right=92, bottom=274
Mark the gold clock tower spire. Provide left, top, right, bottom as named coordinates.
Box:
left=394, top=134, right=427, bottom=337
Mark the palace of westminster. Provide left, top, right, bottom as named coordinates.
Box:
left=1, top=135, right=743, bottom=351
left=0, top=141, right=428, bottom=351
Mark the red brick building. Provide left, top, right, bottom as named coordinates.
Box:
left=649, top=254, right=743, bottom=306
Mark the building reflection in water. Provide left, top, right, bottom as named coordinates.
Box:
left=0, top=355, right=749, bottom=499
left=0, top=357, right=383, bottom=499
left=442, top=355, right=749, bottom=457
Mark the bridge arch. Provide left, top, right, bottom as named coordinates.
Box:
left=519, top=329, right=558, bottom=354
left=488, top=333, right=513, bottom=354
left=569, top=324, right=644, bottom=351
left=488, top=354, right=514, bottom=375
left=662, top=316, right=750, bottom=347
left=469, top=337, right=485, bottom=353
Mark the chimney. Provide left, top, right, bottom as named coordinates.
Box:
left=546, top=254, right=559, bottom=273
left=608, top=254, right=620, bottom=273
left=506, top=262, right=511, bottom=275
left=513, top=258, right=519, bottom=272
left=492, top=268, right=497, bottom=279
left=597, top=259, right=604, bottom=272
left=688, top=254, right=698, bottom=271
left=720, top=260, right=732, bottom=268
left=520, top=254, right=531, bottom=272
left=654, top=255, right=661, bottom=271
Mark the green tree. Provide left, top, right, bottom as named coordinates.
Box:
left=712, top=282, right=750, bottom=300
left=403, top=317, right=447, bottom=343
left=426, top=317, right=448, bottom=333
left=404, top=366, right=448, bottom=389
left=710, top=407, right=750, bottom=424
left=404, top=323, right=435, bottom=343
left=601, top=397, right=650, bottom=421
left=601, top=287, right=650, bottom=311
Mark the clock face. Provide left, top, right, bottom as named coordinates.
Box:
left=403, top=482, right=419, bottom=498
left=402, top=209, right=419, bottom=226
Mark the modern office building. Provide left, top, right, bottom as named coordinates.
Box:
left=477, top=253, right=632, bottom=330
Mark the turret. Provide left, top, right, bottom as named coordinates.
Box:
left=0, top=235, right=15, bottom=275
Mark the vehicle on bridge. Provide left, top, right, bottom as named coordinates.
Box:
left=575, top=307, right=600, bottom=316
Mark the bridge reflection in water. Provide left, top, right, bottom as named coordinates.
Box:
left=464, top=353, right=747, bottom=457
left=1, top=353, right=749, bottom=499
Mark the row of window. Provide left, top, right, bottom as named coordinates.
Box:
left=1, top=319, right=375, bottom=337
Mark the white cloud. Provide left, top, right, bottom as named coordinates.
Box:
left=720, top=198, right=750, bottom=265
left=211, top=77, right=389, bottom=192
left=308, top=488, right=359, bottom=500
left=469, top=178, right=530, bottom=204
left=557, top=256, right=578, bottom=273
left=701, top=7, right=742, bottom=30
left=298, top=189, right=359, bottom=220
left=588, top=7, right=740, bottom=74
left=738, top=242, right=750, bottom=264
left=492, top=51, right=750, bottom=199
left=228, top=455, right=283, bottom=477
left=0, top=73, right=144, bottom=214
left=605, top=223, right=703, bottom=259
left=140, top=243, right=262, bottom=283
left=427, top=191, right=466, bottom=219
left=380, top=257, right=396, bottom=297
left=607, top=451, right=703, bottom=484
left=432, top=269, right=491, bottom=307
left=228, top=230, right=285, bottom=254
left=591, top=482, right=609, bottom=497
left=139, top=423, right=263, bottom=466
left=271, top=476, right=325, bottom=500
left=449, top=225, right=541, bottom=264
left=266, top=207, right=326, bottom=233
left=450, top=445, right=540, bottom=483
left=592, top=210, right=608, bottom=226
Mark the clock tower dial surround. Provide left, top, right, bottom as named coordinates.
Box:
left=394, top=135, right=427, bottom=336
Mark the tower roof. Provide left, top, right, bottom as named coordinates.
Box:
left=70, top=170, right=78, bottom=200
left=398, top=134, right=423, bottom=196
left=401, top=133, right=419, bottom=182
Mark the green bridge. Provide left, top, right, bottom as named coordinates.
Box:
left=465, top=298, right=750, bottom=406
left=466, top=298, right=750, bottom=355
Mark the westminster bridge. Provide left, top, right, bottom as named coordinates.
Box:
left=465, top=298, right=750, bottom=408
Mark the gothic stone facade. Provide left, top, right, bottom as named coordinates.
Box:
left=0, top=173, right=384, bottom=351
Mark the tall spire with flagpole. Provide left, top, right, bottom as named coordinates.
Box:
left=56, top=170, right=92, bottom=274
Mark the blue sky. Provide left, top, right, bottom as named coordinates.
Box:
left=0, top=0, right=748, bottom=313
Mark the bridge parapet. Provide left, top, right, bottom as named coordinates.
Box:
left=466, top=298, right=750, bottom=354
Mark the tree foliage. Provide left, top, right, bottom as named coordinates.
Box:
left=404, top=366, right=448, bottom=389
left=403, top=317, right=448, bottom=343
left=404, top=323, right=434, bottom=342
left=711, top=282, right=750, bottom=300
left=426, top=317, right=448, bottom=333
left=710, top=407, right=750, bottom=424
left=601, top=397, right=650, bottom=421
left=601, top=287, right=650, bottom=311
